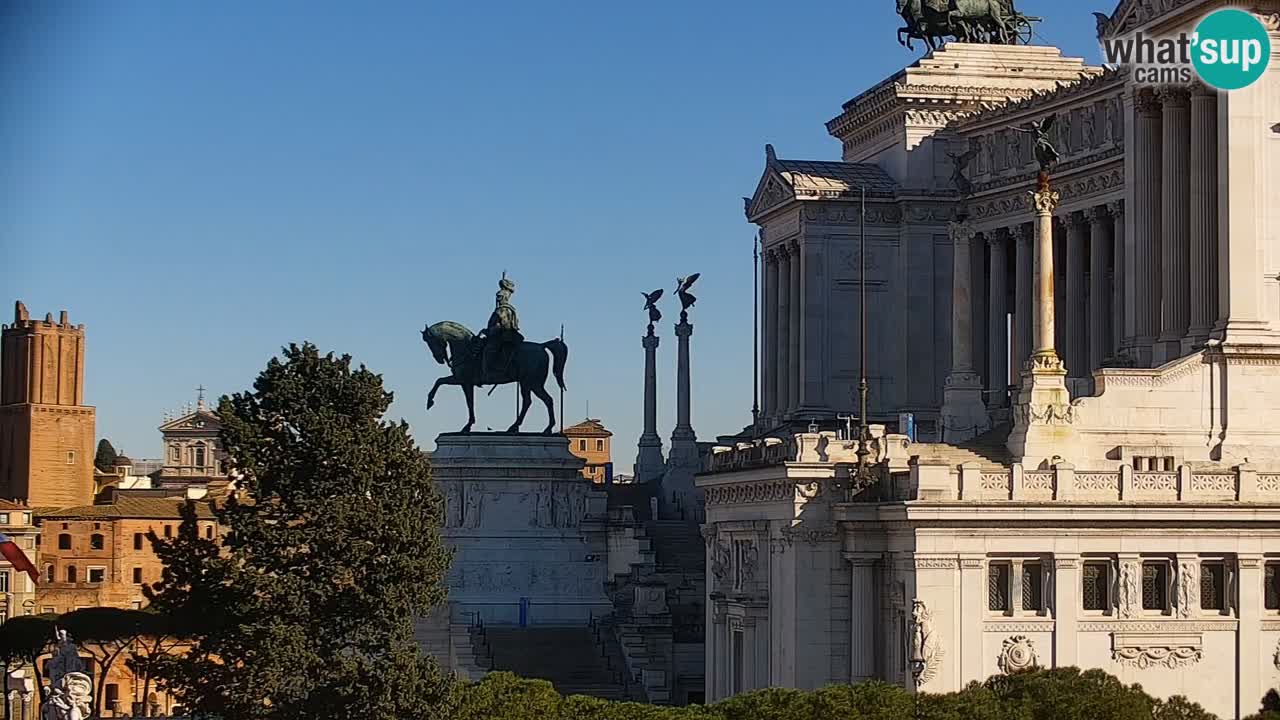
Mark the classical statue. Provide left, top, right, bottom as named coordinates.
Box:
left=641, top=288, right=664, bottom=334
left=675, top=273, right=700, bottom=321
left=46, top=629, right=86, bottom=690
left=422, top=273, right=568, bottom=434
left=910, top=599, right=942, bottom=684
left=42, top=672, right=91, bottom=720
left=947, top=144, right=979, bottom=197
left=1010, top=114, right=1059, bottom=173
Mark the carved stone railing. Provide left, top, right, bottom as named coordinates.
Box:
left=911, top=462, right=1280, bottom=503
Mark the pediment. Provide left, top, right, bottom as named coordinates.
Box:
left=745, top=167, right=796, bottom=222
left=159, top=409, right=221, bottom=433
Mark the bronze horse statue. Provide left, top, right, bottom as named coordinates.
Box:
left=422, top=321, right=568, bottom=434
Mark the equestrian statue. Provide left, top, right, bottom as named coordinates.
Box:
left=422, top=273, right=568, bottom=434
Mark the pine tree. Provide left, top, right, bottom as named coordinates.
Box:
left=94, top=439, right=119, bottom=472
left=145, top=342, right=456, bottom=719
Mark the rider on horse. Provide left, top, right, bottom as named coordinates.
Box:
left=480, top=273, right=524, bottom=383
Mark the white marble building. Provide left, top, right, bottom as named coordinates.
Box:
left=703, top=1, right=1280, bottom=718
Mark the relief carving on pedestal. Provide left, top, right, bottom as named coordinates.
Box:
left=1112, top=644, right=1202, bottom=669
left=1119, top=560, right=1141, bottom=619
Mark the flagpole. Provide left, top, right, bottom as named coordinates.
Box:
left=559, top=324, right=565, bottom=433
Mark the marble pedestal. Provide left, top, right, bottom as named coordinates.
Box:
left=432, top=433, right=611, bottom=625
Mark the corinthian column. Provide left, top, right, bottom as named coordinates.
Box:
left=1156, top=87, right=1191, bottom=363
left=788, top=240, right=802, bottom=414
left=635, top=333, right=665, bottom=482
left=1186, top=84, right=1218, bottom=351
left=941, top=219, right=988, bottom=442
left=1108, top=201, right=1125, bottom=359
left=1132, top=89, right=1162, bottom=365
left=987, top=230, right=1009, bottom=407
left=1087, top=206, right=1113, bottom=373
left=763, top=250, right=779, bottom=419
left=1014, top=223, right=1033, bottom=376
left=1032, top=190, right=1060, bottom=364
left=1064, top=212, right=1088, bottom=380
left=776, top=248, right=791, bottom=416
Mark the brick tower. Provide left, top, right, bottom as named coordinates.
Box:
left=0, top=301, right=95, bottom=507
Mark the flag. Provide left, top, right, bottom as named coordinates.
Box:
left=0, top=533, right=38, bottom=585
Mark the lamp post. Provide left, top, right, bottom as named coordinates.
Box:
left=850, top=185, right=877, bottom=495
left=909, top=652, right=926, bottom=720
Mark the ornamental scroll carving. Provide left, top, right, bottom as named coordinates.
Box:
left=999, top=636, right=1038, bottom=674
left=1014, top=402, right=1075, bottom=426
left=1113, top=644, right=1202, bottom=670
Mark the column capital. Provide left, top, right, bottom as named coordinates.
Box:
left=1029, top=188, right=1060, bottom=216
left=1084, top=205, right=1108, bottom=226
left=764, top=247, right=779, bottom=264
left=1013, top=223, right=1034, bottom=243
left=986, top=229, right=1007, bottom=250
left=1063, top=210, right=1088, bottom=230
left=1133, top=87, right=1162, bottom=117
left=642, top=334, right=660, bottom=350
left=1157, top=86, right=1191, bottom=108
left=948, top=219, right=977, bottom=244
left=1106, top=199, right=1125, bottom=220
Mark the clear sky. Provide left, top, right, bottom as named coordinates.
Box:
left=1, top=1, right=1105, bottom=471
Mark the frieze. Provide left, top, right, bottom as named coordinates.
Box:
left=1013, top=402, right=1075, bottom=427
left=984, top=621, right=1056, bottom=633
left=1095, top=353, right=1208, bottom=388
left=703, top=479, right=796, bottom=507
left=801, top=203, right=902, bottom=225
left=1078, top=621, right=1237, bottom=632
left=1113, top=642, right=1202, bottom=670
left=913, top=556, right=959, bottom=570
left=779, top=522, right=839, bottom=547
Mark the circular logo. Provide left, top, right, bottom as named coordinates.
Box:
left=1192, top=9, right=1272, bottom=90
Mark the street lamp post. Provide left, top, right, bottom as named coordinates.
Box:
left=909, top=653, right=926, bottom=720
left=849, top=185, right=877, bottom=495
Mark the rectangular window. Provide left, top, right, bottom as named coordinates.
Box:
left=41, top=607, right=54, bottom=615
left=1082, top=561, right=1110, bottom=612
left=105, top=683, right=119, bottom=709
left=66, top=451, right=75, bottom=464
left=164, top=525, right=172, bottom=538
left=1201, top=562, right=1227, bottom=612
left=132, top=567, right=143, bottom=584
left=578, top=439, right=586, bottom=452
left=88, top=567, right=106, bottom=583
left=0, top=571, right=9, bottom=593
left=1265, top=563, right=1280, bottom=611
left=1022, top=562, right=1045, bottom=612
left=0, top=513, right=10, bottom=525
left=1142, top=561, right=1169, bottom=611
left=134, top=533, right=144, bottom=550
left=596, top=439, right=604, bottom=452
left=988, top=562, right=1010, bottom=612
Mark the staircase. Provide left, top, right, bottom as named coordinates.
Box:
left=646, top=520, right=704, bottom=574
left=480, top=627, right=629, bottom=700
left=913, top=423, right=1012, bottom=470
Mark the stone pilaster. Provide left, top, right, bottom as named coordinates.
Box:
left=1107, top=200, right=1126, bottom=360
left=987, top=230, right=1009, bottom=407
left=635, top=333, right=665, bottom=483
left=846, top=554, right=878, bottom=683
left=763, top=250, right=779, bottom=419
left=1186, top=84, right=1218, bottom=352
left=1087, top=206, right=1112, bottom=374
left=942, top=219, right=989, bottom=442
left=1064, top=212, right=1088, bottom=380
left=776, top=248, right=791, bottom=416
left=1156, top=87, right=1191, bottom=363
left=1014, top=223, right=1034, bottom=377
left=1132, top=88, right=1162, bottom=365
left=788, top=240, right=802, bottom=415
left=1007, top=178, right=1078, bottom=468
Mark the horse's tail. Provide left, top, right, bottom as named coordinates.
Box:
left=542, top=339, right=568, bottom=392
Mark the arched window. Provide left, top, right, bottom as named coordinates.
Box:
left=66, top=566, right=76, bottom=583
left=90, top=534, right=104, bottom=551
left=193, top=443, right=206, bottom=469
left=57, top=534, right=71, bottom=550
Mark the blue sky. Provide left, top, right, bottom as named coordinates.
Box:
left=1, top=1, right=1104, bottom=470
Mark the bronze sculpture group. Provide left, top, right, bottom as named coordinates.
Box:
left=422, top=274, right=568, bottom=434
left=896, top=0, right=1040, bottom=51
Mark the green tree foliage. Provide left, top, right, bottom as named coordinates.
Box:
left=59, top=607, right=150, bottom=716
left=452, top=667, right=1220, bottom=720
left=143, top=342, right=455, bottom=720
left=94, top=438, right=119, bottom=472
